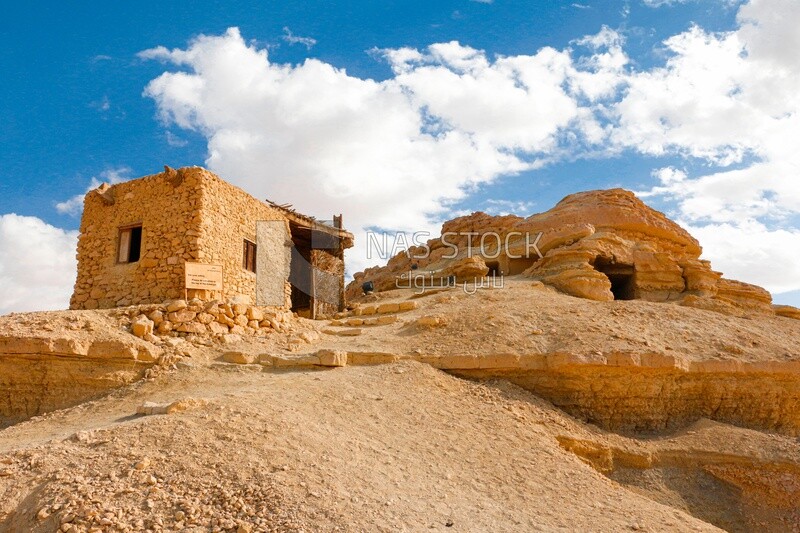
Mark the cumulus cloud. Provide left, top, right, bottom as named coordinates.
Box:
left=135, top=0, right=799, bottom=296
left=139, top=27, right=626, bottom=274
left=0, top=215, right=79, bottom=314
left=626, top=0, right=800, bottom=295
left=1, top=166, right=130, bottom=314
left=56, top=168, right=131, bottom=216
left=685, top=221, right=800, bottom=294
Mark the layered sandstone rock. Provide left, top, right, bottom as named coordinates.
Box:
left=775, top=305, right=800, bottom=320
left=0, top=314, right=161, bottom=427
left=348, top=188, right=782, bottom=317
left=0, top=298, right=299, bottom=427
left=444, top=353, right=800, bottom=436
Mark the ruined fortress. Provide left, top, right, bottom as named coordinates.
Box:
left=70, top=166, right=353, bottom=318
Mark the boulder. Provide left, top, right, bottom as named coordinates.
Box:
left=167, top=309, right=196, bottom=323
left=247, top=307, right=265, bottom=321
left=176, top=322, right=207, bottom=334
left=208, top=321, right=229, bottom=335
left=223, top=351, right=255, bottom=364
left=415, top=315, right=447, bottom=328
left=147, top=310, right=164, bottom=326
left=317, top=349, right=348, bottom=367
left=196, top=312, right=215, bottom=325
left=442, top=256, right=489, bottom=282
left=131, top=315, right=154, bottom=338
left=166, top=300, right=188, bottom=313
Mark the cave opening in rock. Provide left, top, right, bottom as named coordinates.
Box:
left=506, top=257, right=537, bottom=275
left=593, top=257, right=636, bottom=300
left=486, top=261, right=500, bottom=277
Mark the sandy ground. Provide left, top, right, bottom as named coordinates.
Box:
left=0, top=361, right=736, bottom=533
left=314, top=279, right=800, bottom=364
left=1, top=278, right=800, bottom=532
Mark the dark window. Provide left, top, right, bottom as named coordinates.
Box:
left=243, top=239, right=257, bottom=273
left=118, top=225, right=142, bottom=263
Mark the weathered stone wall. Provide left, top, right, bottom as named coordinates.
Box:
left=192, top=170, right=289, bottom=305
left=312, top=248, right=345, bottom=316
left=71, top=166, right=349, bottom=313
left=71, top=169, right=203, bottom=309
left=71, top=167, right=294, bottom=310
left=129, top=298, right=295, bottom=337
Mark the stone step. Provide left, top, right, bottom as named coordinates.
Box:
left=336, top=300, right=418, bottom=319
left=328, top=315, right=399, bottom=328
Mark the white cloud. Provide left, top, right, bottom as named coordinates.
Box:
left=139, top=27, right=626, bottom=274
left=282, top=27, right=317, bottom=50
left=165, top=131, right=188, bottom=147
left=685, top=221, right=800, bottom=295
left=623, top=0, right=800, bottom=294
left=133, top=0, right=800, bottom=295
left=89, top=95, right=111, bottom=113
left=56, top=168, right=131, bottom=216
left=55, top=196, right=86, bottom=217
left=0, top=214, right=78, bottom=315
left=642, top=0, right=689, bottom=7
left=482, top=199, right=536, bottom=216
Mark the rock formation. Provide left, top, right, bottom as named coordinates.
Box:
left=348, top=188, right=793, bottom=318
left=0, top=312, right=162, bottom=427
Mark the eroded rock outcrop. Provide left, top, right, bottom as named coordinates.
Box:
left=0, top=313, right=161, bottom=427
left=348, top=188, right=795, bottom=318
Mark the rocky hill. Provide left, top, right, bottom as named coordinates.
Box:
left=1, top=189, right=800, bottom=532
left=347, top=189, right=784, bottom=320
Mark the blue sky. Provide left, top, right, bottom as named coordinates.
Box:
left=1, top=0, right=799, bottom=311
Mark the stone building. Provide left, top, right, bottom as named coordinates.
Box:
left=70, top=166, right=353, bottom=317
